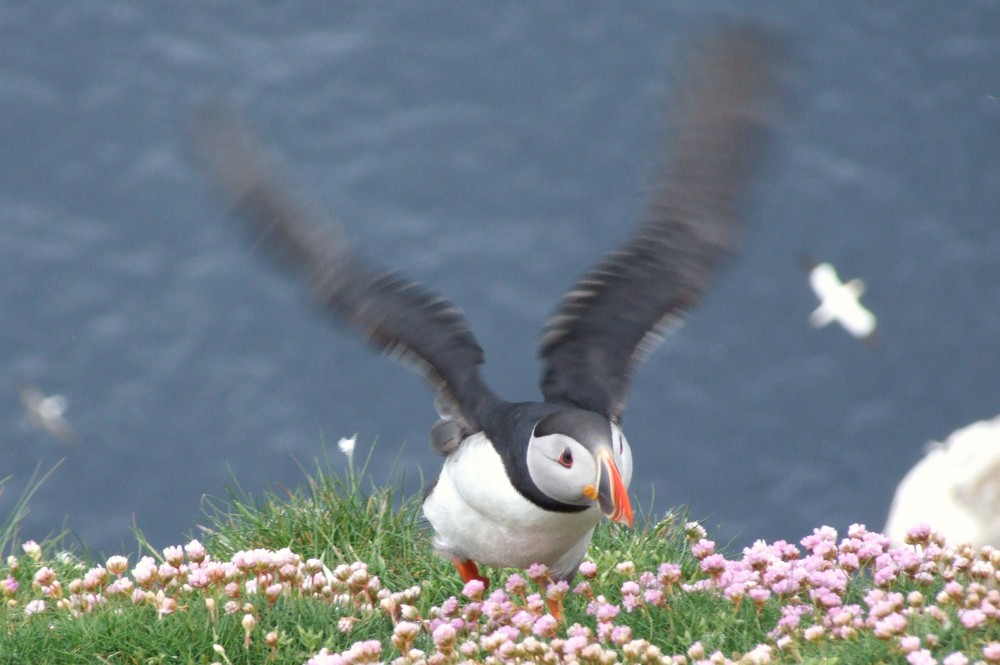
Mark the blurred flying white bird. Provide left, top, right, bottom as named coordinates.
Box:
left=885, top=414, right=1000, bottom=548
left=17, top=383, right=76, bottom=443
left=804, top=258, right=877, bottom=340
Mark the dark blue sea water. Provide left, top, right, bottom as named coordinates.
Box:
left=2, top=3, right=999, bottom=557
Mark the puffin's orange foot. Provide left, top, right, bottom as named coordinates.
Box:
left=452, top=557, right=490, bottom=589
left=546, top=596, right=565, bottom=623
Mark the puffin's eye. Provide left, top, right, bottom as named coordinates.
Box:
left=557, top=448, right=573, bottom=468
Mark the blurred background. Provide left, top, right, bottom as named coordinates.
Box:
left=2, top=3, right=998, bottom=556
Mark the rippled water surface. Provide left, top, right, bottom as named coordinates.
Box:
left=2, top=3, right=999, bottom=555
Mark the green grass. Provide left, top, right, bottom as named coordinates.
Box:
left=195, top=451, right=444, bottom=589
left=2, top=446, right=1000, bottom=664
left=0, top=460, right=65, bottom=558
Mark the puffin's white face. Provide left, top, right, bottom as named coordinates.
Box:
left=526, top=411, right=634, bottom=525
left=526, top=431, right=601, bottom=506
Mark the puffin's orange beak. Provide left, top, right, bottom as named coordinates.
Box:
left=595, top=448, right=633, bottom=527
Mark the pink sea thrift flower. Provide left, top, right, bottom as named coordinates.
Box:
left=774, top=604, right=811, bottom=634
left=985, top=642, right=1000, bottom=663
left=898, top=635, right=921, bottom=654
left=615, top=560, right=635, bottom=575
left=187, top=568, right=210, bottom=589
left=526, top=563, right=549, bottom=583
left=304, top=648, right=346, bottom=665
left=562, top=635, right=590, bottom=656
left=657, top=563, right=681, bottom=586
left=265, top=582, right=283, bottom=604
left=532, top=614, right=558, bottom=638
left=812, top=587, right=842, bottom=610
left=904, top=523, right=932, bottom=546
left=685, top=521, right=707, bottom=540
left=691, top=538, right=715, bottom=559
left=943, top=653, right=970, bottom=665
left=439, top=596, right=460, bottom=617
left=157, top=563, right=178, bottom=583
left=511, top=609, right=534, bottom=633
left=960, top=608, right=987, bottom=629
left=748, top=585, right=771, bottom=609
left=801, top=526, right=839, bottom=561
left=589, top=597, right=620, bottom=623
left=546, top=580, right=569, bottom=602
left=644, top=588, right=665, bottom=607
left=803, top=625, right=825, bottom=642
left=837, top=550, right=860, bottom=571
left=33, top=566, right=56, bottom=587
left=24, top=599, right=45, bottom=616
left=611, top=625, right=632, bottom=645
left=132, top=556, right=158, bottom=587
left=433, top=622, right=457, bottom=651
left=106, top=578, right=133, bottom=596
left=184, top=539, right=207, bottom=563
left=155, top=590, right=178, bottom=618
left=391, top=621, right=421, bottom=654
left=742, top=643, right=773, bottom=664
left=504, top=573, right=526, bottom=595
left=907, top=649, right=936, bottom=665
left=524, top=592, right=545, bottom=614
left=578, top=561, right=598, bottom=578
left=462, top=579, right=485, bottom=601
left=700, top=554, right=726, bottom=578
left=337, top=617, right=355, bottom=634
left=347, top=639, right=383, bottom=663
left=83, top=566, right=108, bottom=591
left=872, top=612, right=907, bottom=638
left=622, top=592, right=641, bottom=612
left=106, top=555, right=129, bottom=576
left=162, top=545, right=184, bottom=567
left=21, top=540, right=41, bottom=561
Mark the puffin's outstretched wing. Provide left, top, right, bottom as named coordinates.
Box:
left=539, top=28, right=780, bottom=421
left=194, top=108, right=501, bottom=440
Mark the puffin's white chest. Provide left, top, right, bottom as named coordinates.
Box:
left=422, top=433, right=602, bottom=580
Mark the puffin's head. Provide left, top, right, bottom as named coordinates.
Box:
left=526, top=409, right=634, bottom=526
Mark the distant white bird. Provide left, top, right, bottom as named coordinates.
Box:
left=804, top=259, right=877, bottom=340
left=885, top=414, right=1000, bottom=548
left=17, top=383, right=76, bottom=443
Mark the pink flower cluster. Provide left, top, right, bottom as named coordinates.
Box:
left=376, top=571, right=672, bottom=665
left=308, top=522, right=1000, bottom=665
left=3, top=539, right=418, bottom=636
left=7, top=521, right=1000, bottom=664
left=682, top=522, right=1000, bottom=664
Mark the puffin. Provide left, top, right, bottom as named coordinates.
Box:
left=195, top=27, right=777, bottom=593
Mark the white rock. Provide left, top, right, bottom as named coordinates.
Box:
left=885, top=414, right=1000, bottom=547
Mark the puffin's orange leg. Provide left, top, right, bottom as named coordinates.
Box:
left=452, top=558, right=490, bottom=589
left=546, top=596, right=565, bottom=623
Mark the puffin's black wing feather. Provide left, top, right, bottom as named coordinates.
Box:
left=194, top=108, right=500, bottom=438
left=539, top=28, right=780, bottom=421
